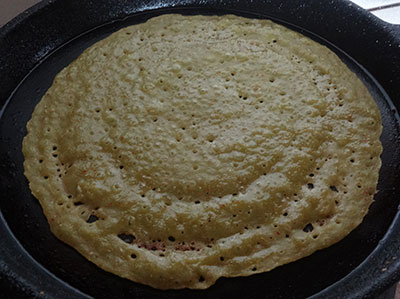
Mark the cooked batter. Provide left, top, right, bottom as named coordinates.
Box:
left=23, top=14, right=382, bottom=289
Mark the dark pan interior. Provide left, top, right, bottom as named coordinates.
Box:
left=1, top=6, right=400, bottom=299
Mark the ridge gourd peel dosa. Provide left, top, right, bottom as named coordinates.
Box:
left=22, top=14, right=382, bottom=289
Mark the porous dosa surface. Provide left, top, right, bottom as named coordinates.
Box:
left=23, top=14, right=382, bottom=289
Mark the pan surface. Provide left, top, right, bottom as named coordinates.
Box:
left=1, top=1, right=400, bottom=298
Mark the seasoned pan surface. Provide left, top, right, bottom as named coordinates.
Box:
left=1, top=1, right=400, bottom=298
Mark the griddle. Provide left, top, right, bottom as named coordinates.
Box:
left=1, top=0, right=400, bottom=298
